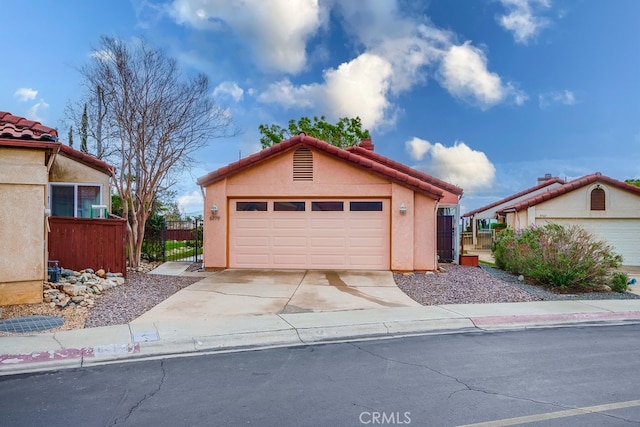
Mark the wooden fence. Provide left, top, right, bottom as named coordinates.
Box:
left=48, top=217, right=127, bottom=277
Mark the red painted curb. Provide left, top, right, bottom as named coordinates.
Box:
left=0, top=343, right=140, bottom=366
left=471, top=311, right=640, bottom=326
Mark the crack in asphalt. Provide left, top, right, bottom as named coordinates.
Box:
left=349, top=343, right=640, bottom=424
left=109, top=361, right=167, bottom=426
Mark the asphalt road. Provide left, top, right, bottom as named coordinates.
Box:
left=3, top=324, right=640, bottom=427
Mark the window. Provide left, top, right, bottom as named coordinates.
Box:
left=274, top=201, right=305, bottom=211
left=350, top=201, right=383, bottom=211
left=590, top=188, right=605, bottom=211
left=236, top=202, right=267, bottom=211
left=293, top=147, right=313, bottom=181
left=312, top=201, right=344, bottom=211
left=50, top=184, right=102, bottom=218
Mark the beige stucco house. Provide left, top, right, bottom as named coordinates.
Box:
left=497, top=173, right=640, bottom=266
left=462, top=175, right=565, bottom=249
left=197, top=135, right=463, bottom=272
left=0, top=112, right=113, bottom=305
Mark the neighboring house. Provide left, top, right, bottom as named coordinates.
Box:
left=197, top=135, right=463, bottom=272
left=462, top=175, right=565, bottom=249
left=497, top=173, right=640, bottom=266
left=0, top=112, right=114, bottom=305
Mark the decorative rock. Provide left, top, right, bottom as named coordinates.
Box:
left=96, top=269, right=106, bottom=279
left=62, top=284, right=87, bottom=296
left=518, top=275, right=524, bottom=282
left=72, top=296, right=85, bottom=303
left=114, top=277, right=125, bottom=285
left=85, top=268, right=95, bottom=274
left=425, top=271, right=435, bottom=275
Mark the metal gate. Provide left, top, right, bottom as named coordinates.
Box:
left=165, top=220, right=203, bottom=262
left=437, top=215, right=455, bottom=262
left=142, top=219, right=202, bottom=263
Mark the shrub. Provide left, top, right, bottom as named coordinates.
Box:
left=490, top=222, right=508, bottom=230
left=492, top=224, right=623, bottom=290
left=611, top=272, right=629, bottom=293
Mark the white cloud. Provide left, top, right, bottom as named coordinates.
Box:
left=26, top=99, right=50, bottom=122
left=406, top=137, right=431, bottom=161
left=170, top=0, right=325, bottom=74
left=406, top=137, right=496, bottom=191
left=197, top=0, right=526, bottom=128
left=497, top=0, right=551, bottom=44
left=438, top=42, right=526, bottom=109
left=213, top=81, right=244, bottom=102
left=177, top=190, right=203, bottom=216
left=14, top=88, right=38, bottom=102
left=538, top=89, right=576, bottom=109
left=258, top=53, right=393, bottom=129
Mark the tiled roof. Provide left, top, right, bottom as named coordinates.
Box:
left=498, top=173, right=640, bottom=213
left=197, top=134, right=451, bottom=200
left=346, top=144, right=463, bottom=196
left=462, top=177, right=565, bottom=218
left=0, top=111, right=58, bottom=141
left=58, top=144, right=114, bottom=174
left=0, top=111, right=114, bottom=174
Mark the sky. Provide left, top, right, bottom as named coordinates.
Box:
left=2, top=0, right=639, bottom=216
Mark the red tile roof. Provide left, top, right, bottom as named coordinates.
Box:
left=346, top=144, right=463, bottom=196
left=498, top=173, right=640, bottom=213
left=0, top=111, right=58, bottom=141
left=197, top=134, right=455, bottom=200
left=0, top=111, right=114, bottom=174
left=58, top=144, right=114, bottom=174
left=462, top=177, right=565, bottom=217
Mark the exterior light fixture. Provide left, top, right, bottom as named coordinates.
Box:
left=210, top=204, right=218, bottom=215
left=399, top=203, right=407, bottom=215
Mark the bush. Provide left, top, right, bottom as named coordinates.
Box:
left=611, top=272, right=629, bottom=293
left=492, top=224, right=623, bottom=290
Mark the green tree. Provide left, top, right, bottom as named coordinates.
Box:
left=80, top=104, right=88, bottom=153
left=67, top=126, right=74, bottom=148
left=259, top=116, right=370, bottom=149
left=625, top=179, right=640, bottom=187
left=72, top=36, right=234, bottom=267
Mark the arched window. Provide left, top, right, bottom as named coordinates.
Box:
left=293, top=147, right=313, bottom=181
left=590, top=187, right=605, bottom=211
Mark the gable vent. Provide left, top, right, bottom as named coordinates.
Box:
left=293, top=147, right=313, bottom=181
left=590, top=187, right=605, bottom=210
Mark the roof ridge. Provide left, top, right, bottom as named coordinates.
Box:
left=498, top=173, right=640, bottom=213
left=197, top=135, right=447, bottom=200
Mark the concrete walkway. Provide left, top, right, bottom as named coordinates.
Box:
left=2, top=263, right=640, bottom=376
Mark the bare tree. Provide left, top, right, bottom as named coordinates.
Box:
left=76, top=36, right=233, bottom=267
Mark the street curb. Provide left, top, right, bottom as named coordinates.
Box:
left=3, top=310, right=640, bottom=376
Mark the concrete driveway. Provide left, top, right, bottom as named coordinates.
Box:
left=132, top=268, right=420, bottom=324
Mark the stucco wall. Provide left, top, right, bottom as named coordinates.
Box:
left=0, top=147, right=47, bottom=305
left=202, top=147, right=445, bottom=271
left=413, top=193, right=438, bottom=270
left=49, top=154, right=111, bottom=208
left=535, top=184, right=640, bottom=219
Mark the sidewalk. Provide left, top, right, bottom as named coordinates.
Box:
left=3, top=299, right=640, bottom=376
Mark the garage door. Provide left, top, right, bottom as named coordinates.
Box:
left=230, top=199, right=390, bottom=269
left=537, top=218, right=640, bottom=266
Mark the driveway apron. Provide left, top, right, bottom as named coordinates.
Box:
left=131, top=267, right=419, bottom=324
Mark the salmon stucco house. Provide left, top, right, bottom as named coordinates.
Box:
left=196, top=134, right=463, bottom=271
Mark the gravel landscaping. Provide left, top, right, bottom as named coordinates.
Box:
left=395, top=263, right=640, bottom=306
left=2, top=261, right=639, bottom=335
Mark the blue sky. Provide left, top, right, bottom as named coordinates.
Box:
left=2, top=0, right=639, bottom=216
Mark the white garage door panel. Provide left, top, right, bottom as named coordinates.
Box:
left=540, top=218, right=640, bottom=266
left=230, top=199, right=390, bottom=269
